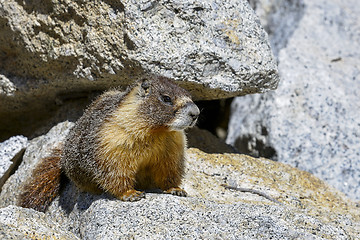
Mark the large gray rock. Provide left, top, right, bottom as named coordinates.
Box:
left=124, top=0, right=279, bottom=98
left=227, top=0, right=360, bottom=200
left=1, top=122, right=359, bottom=239
left=0, top=0, right=279, bottom=140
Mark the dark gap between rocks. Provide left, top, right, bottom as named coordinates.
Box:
left=195, top=98, right=233, bottom=141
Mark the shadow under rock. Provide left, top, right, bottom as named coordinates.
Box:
left=186, top=127, right=238, bottom=154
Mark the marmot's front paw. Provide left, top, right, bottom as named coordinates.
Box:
left=120, top=189, right=146, bottom=201
left=164, top=187, right=187, bottom=197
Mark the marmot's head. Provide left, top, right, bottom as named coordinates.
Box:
left=136, top=76, right=199, bottom=131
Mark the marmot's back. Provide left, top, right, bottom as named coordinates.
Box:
left=61, top=90, right=128, bottom=194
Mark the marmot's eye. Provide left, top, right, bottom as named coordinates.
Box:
left=161, top=95, right=172, bottom=105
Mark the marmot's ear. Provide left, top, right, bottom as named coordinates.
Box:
left=139, top=79, right=151, bottom=97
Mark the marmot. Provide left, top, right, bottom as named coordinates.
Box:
left=18, top=76, right=200, bottom=212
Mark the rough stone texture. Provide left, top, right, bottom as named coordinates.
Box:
left=0, top=74, right=16, bottom=96
left=227, top=0, right=360, bottom=200
left=1, top=122, right=359, bottom=239
left=0, top=205, right=79, bottom=240
left=0, top=136, right=28, bottom=175
left=124, top=0, right=279, bottom=98
left=0, top=135, right=27, bottom=190
left=0, top=0, right=279, bottom=140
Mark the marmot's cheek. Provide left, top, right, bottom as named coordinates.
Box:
left=168, top=117, right=188, bottom=131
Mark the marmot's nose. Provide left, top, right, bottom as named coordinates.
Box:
left=187, top=103, right=200, bottom=121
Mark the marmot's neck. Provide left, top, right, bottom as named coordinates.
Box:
left=108, top=87, right=151, bottom=134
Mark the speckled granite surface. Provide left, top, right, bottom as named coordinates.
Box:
left=0, top=136, right=27, bottom=181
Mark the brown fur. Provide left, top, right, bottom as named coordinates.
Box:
left=18, top=149, right=63, bottom=212
left=18, top=76, right=199, bottom=211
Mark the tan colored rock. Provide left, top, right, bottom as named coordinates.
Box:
left=185, top=148, right=360, bottom=238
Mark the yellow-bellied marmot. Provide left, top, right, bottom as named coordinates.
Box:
left=18, top=76, right=200, bottom=212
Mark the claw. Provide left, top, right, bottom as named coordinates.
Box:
left=120, top=189, right=145, bottom=201
left=164, top=187, right=187, bottom=197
